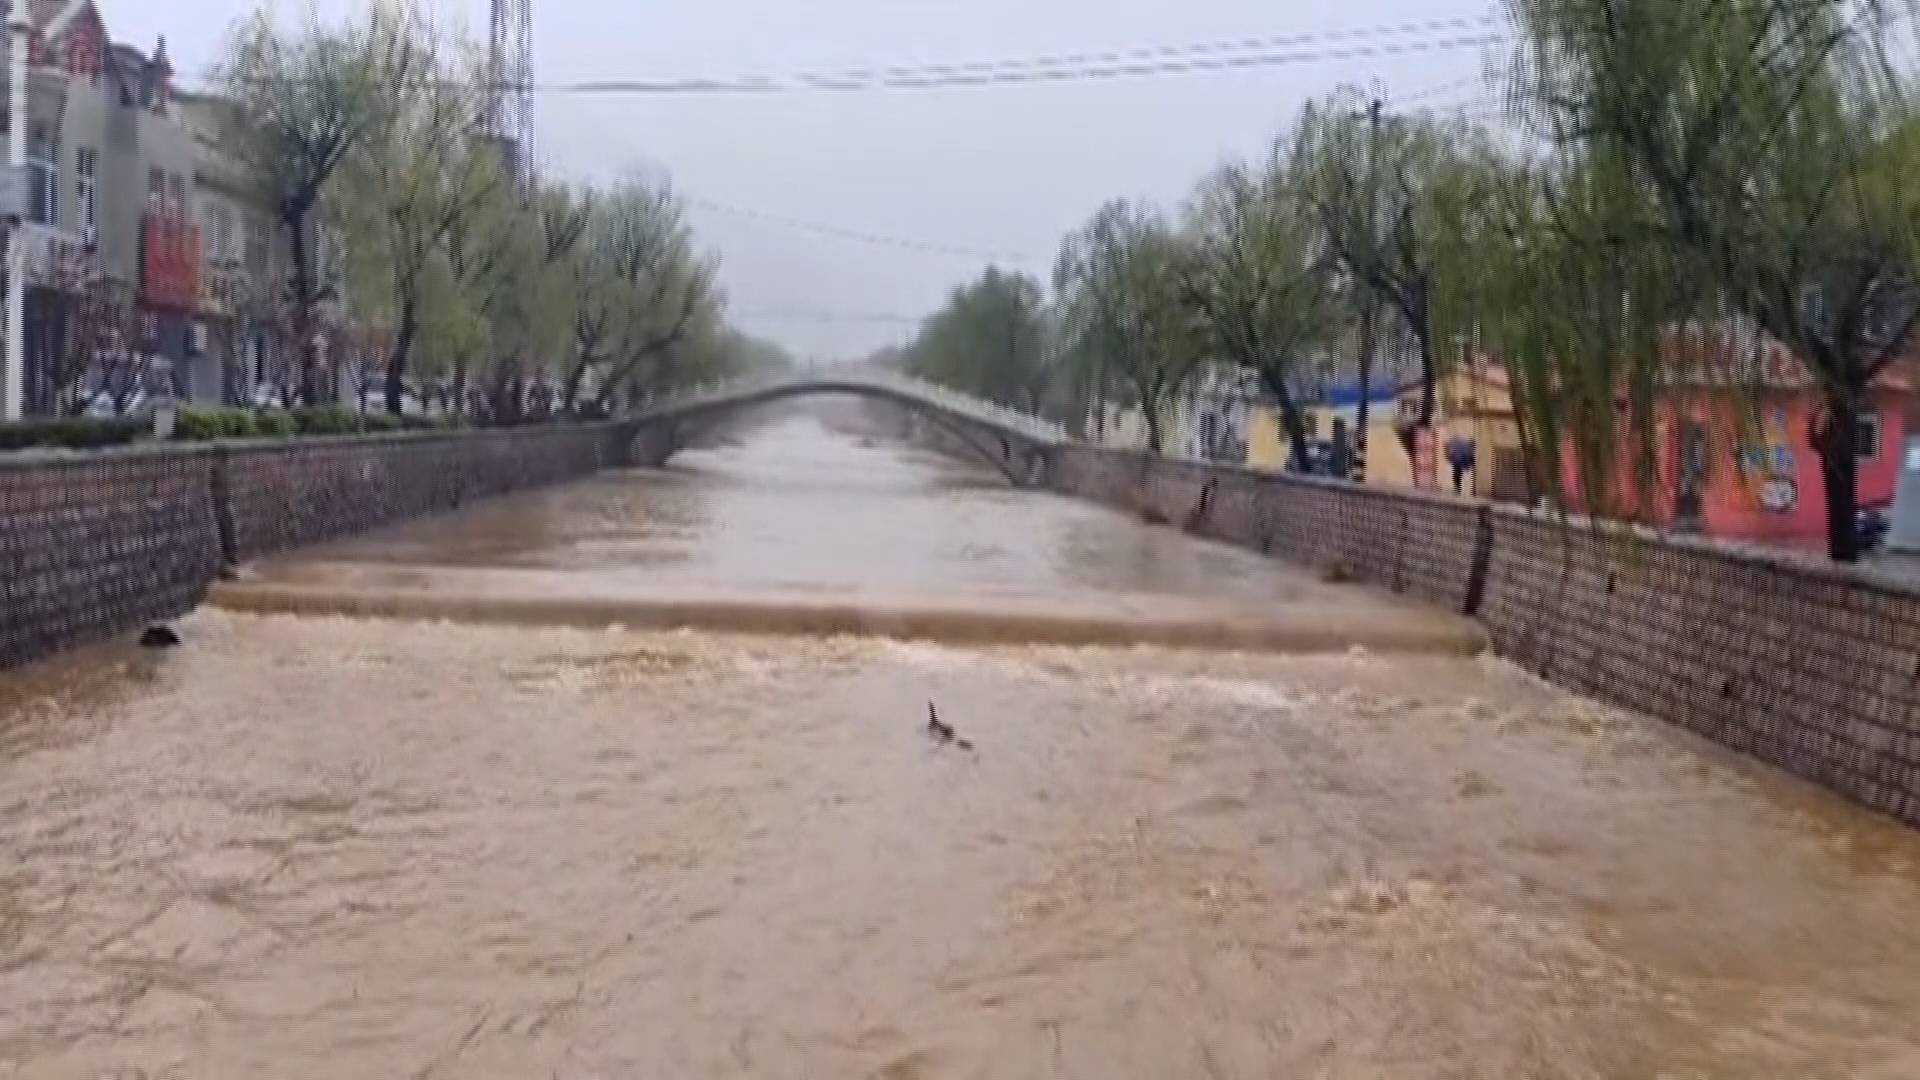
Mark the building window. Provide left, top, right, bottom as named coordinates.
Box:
left=1858, top=411, right=1882, bottom=461
left=74, top=146, right=97, bottom=238
left=66, top=31, right=102, bottom=85
left=28, top=124, right=57, bottom=225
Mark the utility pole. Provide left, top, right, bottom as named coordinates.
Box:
left=1350, top=96, right=1383, bottom=484
left=3, top=16, right=28, bottom=421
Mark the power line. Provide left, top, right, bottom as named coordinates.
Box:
left=688, top=195, right=1036, bottom=263
left=1386, top=74, right=1485, bottom=107
left=191, top=14, right=1510, bottom=99
left=527, top=15, right=1509, bottom=94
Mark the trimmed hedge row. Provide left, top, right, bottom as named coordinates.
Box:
left=0, top=416, right=147, bottom=451
left=0, top=408, right=460, bottom=452
left=174, top=406, right=451, bottom=442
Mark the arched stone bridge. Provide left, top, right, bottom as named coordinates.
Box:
left=625, top=368, right=1067, bottom=487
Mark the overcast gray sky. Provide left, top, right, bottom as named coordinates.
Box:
left=115, top=0, right=1499, bottom=361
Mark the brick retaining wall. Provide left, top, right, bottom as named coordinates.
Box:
left=1, top=447, right=222, bottom=668
left=1, top=423, right=632, bottom=668
left=1048, top=445, right=1920, bottom=826
left=223, top=423, right=626, bottom=560
left=1051, top=446, right=1487, bottom=613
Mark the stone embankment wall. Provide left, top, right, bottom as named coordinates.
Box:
left=1, top=424, right=629, bottom=668
left=1047, top=445, right=1920, bottom=827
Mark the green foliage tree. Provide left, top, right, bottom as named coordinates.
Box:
left=338, top=6, right=501, bottom=415
left=680, top=326, right=795, bottom=385
left=1054, top=200, right=1207, bottom=455
left=473, top=183, right=585, bottom=422
left=1180, top=150, right=1335, bottom=472
left=1297, top=93, right=1483, bottom=458
left=560, top=179, right=718, bottom=416
left=216, top=8, right=747, bottom=428
left=904, top=267, right=1054, bottom=413
left=216, top=9, right=409, bottom=404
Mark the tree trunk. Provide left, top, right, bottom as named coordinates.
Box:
left=561, top=354, right=592, bottom=416
left=1815, top=387, right=1863, bottom=563
left=1141, top=399, right=1165, bottom=456
left=285, top=205, right=323, bottom=406
left=1398, top=291, right=1438, bottom=463
left=222, top=323, right=248, bottom=407
left=1254, top=367, right=1313, bottom=474
left=594, top=336, right=685, bottom=415
left=451, top=357, right=469, bottom=424
left=1275, top=393, right=1314, bottom=475
left=384, top=293, right=418, bottom=415
left=489, top=363, right=522, bottom=427
left=1354, top=297, right=1376, bottom=483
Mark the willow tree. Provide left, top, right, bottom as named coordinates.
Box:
left=218, top=10, right=408, bottom=404
left=1297, top=92, right=1481, bottom=459
left=1054, top=200, right=1206, bottom=455
left=1509, top=0, right=1920, bottom=560
left=434, top=165, right=524, bottom=419
left=480, top=182, right=589, bottom=422
left=1180, top=148, right=1335, bottom=472
left=339, top=6, right=500, bottom=415
left=1440, top=145, right=1690, bottom=521
left=905, top=267, right=1053, bottom=413
left=565, top=180, right=718, bottom=416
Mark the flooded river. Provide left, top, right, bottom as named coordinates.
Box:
left=250, top=411, right=1363, bottom=603
left=4, top=413, right=1920, bottom=1077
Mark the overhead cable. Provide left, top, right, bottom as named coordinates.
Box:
left=536, top=15, right=1509, bottom=94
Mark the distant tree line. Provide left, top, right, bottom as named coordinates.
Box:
left=210, top=1, right=790, bottom=425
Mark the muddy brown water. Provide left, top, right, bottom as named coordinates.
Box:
left=4, top=417, right=1920, bottom=1077
left=247, top=414, right=1349, bottom=602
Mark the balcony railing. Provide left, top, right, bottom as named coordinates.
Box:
left=11, top=220, right=95, bottom=288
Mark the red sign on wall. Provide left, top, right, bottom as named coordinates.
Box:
left=140, top=212, right=201, bottom=312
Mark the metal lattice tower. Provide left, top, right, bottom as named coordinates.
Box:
left=487, top=0, right=534, bottom=186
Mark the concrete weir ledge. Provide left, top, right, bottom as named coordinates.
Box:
left=208, top=564, right=1486, bottom=656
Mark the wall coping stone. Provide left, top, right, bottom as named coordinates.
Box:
left=1483, top=500, right=1920, bottom=604
left=1071, top=446, right=1490, bottom=514
left=0, top=442, right=218, bottom=471
left=0, top=420, right=629, bottom=469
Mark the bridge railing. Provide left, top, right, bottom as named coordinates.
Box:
left=637, top=367, right=1068, bottom=445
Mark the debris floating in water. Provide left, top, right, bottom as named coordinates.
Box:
left=140, top=625, right=182, bottom=649
left=926, top=700, right=974, bottom=752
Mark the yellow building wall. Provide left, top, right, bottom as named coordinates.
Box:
left=1356, top=368, right=1524, bottom=495
left=1247, top=408, right=1287, bottom=470
left=1246, top=399, right=1519, bottom=497
left=1249, top=405, right=1340, bottom=472
left=1364, top=426, right=1413, bottom=488
left=1248, top=404, right=1418, bottom=484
